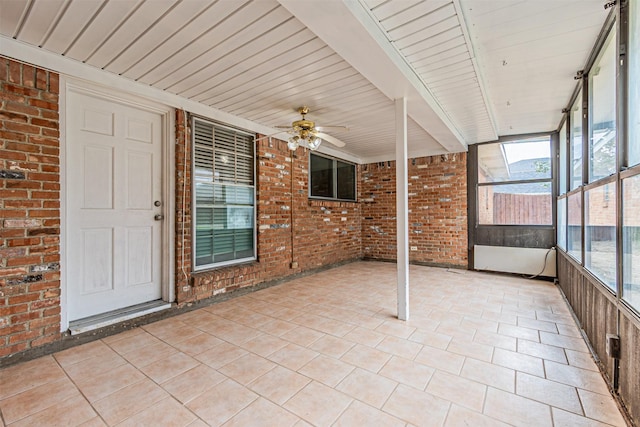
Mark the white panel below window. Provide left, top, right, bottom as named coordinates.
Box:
left=474, top=245, right=556, bottom=277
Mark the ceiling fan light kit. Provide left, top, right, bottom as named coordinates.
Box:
left=276, top=106, right=346, bottom=151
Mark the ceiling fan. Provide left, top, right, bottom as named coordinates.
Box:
left=261, top=106, right=347, bottom=151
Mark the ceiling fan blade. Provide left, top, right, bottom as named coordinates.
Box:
left=316, top=132, right=346, bottom=148
left=274, top=125, right=292, bottom=129
left=315, top=125, right=348, bottom=132
left=255, top=130, right=288, bottom=142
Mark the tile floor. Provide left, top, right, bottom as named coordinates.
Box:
left=0, top=262, right=629, bottom=426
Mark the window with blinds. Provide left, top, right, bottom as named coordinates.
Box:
left=192, top=118, right=255, bottom=269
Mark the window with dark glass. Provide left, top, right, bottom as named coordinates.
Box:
left=477, top=136, right=552, bottom=225
left=310, top=153, right=356, bottom=201
left=589, top=29, right=617, bottom=182
left=193, top=118, right=255, bottom=269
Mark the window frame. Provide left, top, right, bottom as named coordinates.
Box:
left=308, top=152, right=357, bottom=202
left=191, top=116, right=257, bottom=271
left=476, top=135, right=554, bottom=226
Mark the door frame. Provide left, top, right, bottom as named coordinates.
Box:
left=60, top=78, right=175, bottom=331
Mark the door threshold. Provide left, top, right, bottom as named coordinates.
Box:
left=69, top=300, right=171, bottom=335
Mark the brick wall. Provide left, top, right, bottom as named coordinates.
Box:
left=0, top=58, right=61, bottom=357
left=174, top=115, right=362, bottom=303
left=361, top=153, right=468, bottom=267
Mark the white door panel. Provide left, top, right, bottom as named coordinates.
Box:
left=67, top=90, right=164, bottom=321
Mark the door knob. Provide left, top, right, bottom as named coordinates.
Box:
left=154, top=201, right=162, bottom=207
left=154, top=214, right=164, bottom=221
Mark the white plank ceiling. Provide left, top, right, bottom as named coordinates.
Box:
left=0, top=0, right=609, bottom=162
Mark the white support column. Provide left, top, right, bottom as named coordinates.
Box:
left=396, top=97, right=409, bottom=321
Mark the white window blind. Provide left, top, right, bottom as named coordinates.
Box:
left=193, top=118, right=255, bottom=269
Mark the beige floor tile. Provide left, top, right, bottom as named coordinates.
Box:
left=219, top=353, right=277, bottom=385
left=375, top=319, right=417, bottom=339
left=268, top=343, right=319, bottom=371
left=566, top=349, right=600, bottom=371
left=544, top=360, right=610, bottom=395
left=517, top=316, right=559, bottom=333
left=62, top=348, right=127, bottom=383
left=146, top=322, right=203, bottom=346
left=551, top=407, right=615, bottom=427
left=284, top=381, right=353, bottom=426
left=298, top=354, right=355, bottom=387
left=139, top=351, right=200, bottom=384
left=379, top=355, right=434, bottom=391
left=240, top=333, right=289, bottom=357
left=308, top=334, right=355, bottom=358
left=256, top=319, right=299, bottom=336
left=557, top=322, right=585, bottom=338
left=92, top=379, right=168, bottom=425
left=516, top=372, right=582, bottom=414
left=540, top=331, right=590, bottom=353
left=186, top=419, right=209, bottom=427
left=484, top=387, right=553, bottom=427
left=460, top=357, right=515, bottom=393
left=497, top=323, right=540, bottom=342
left=222, top=397, right=300, bottom=427
left=415, top=345, right=465, bottom=375
left=492, top=347, right=545, bottom=377
left=517, top=338, right=568, bottom=364
left=446, top=338, right=494, bottom=362
left=578, top=388, right=628, bottom=426
left=382, top=383, right=450, bottom=426
left=248, top=365, right=311, bottom=405
left=460, top=316, right=499, bottom=333
left=186, top=379, right=258, bottom=426
left=444, top=404, right=511, bottom=427
left=122, top=340, right=178, bottom=368
left=408, top=328, right=452, bottom=350
left=0, top=356, right=66, bottom=400
left=195, top=341, right=248, bottom=369
left=171, top=332, right=224, bottom=356
left=117, top=396, right=197, bottom=427
left=101, top=327, right=145, bottom=345
left=76, top=363, right=145, bottom=402
left=280, top=326, right=324, bottom=347
left=54, top=340, right=112, bottom=367
left=340, top=343, right=392, bottom=373
left=343, top=326, right=386, bottom=347
left=162, top=364, right=226, bottom=404
left=77, top=417, right=107, bottom=426
left=9, top=394, right=96, bottom=427
left=0, top=378, right=81, bottom=424
left=336, top=367, right=398, bottom=408
left=334, top=400, right=405, bottom=427
left=435, top=322, right=476, bottom=340
left=376, top=335, right=422, bottom=360
left=214, top=323, right=264, bottom=346
left=426, top=370, right=486, bottom=412
left=105, top=330, right=162, bottom=355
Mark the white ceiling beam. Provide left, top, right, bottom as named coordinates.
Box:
left=277, top=0, right=468, bottom=153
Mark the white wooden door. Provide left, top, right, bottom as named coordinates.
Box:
left=67, top=89, right=164, bottom=321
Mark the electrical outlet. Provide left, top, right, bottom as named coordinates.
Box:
left=410, top=246, right=418, bottom=251
left=606, top=334, right=620, bottom=359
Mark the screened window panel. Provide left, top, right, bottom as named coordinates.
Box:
left=559, top=122, right=567, bottom=195
left=623, top=175, right=640, bottom=311
left=589, top=29, right=617, bottom=182
left=309, top=153, right=356, bottom=201
left=193, top=118, right=255, bottom=269
left=630, top=0, right=640, bottom=167
left=570, top=92, right=583, bottom=190
left=478, top=137, right=551, bottom=183
left=557, top=198, right=567, bottom=251
left=477, top=182, right=552, bottom=225
left=585, top=183, right=617, bottom=290
left=567, top=191, right=582, bottom=262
